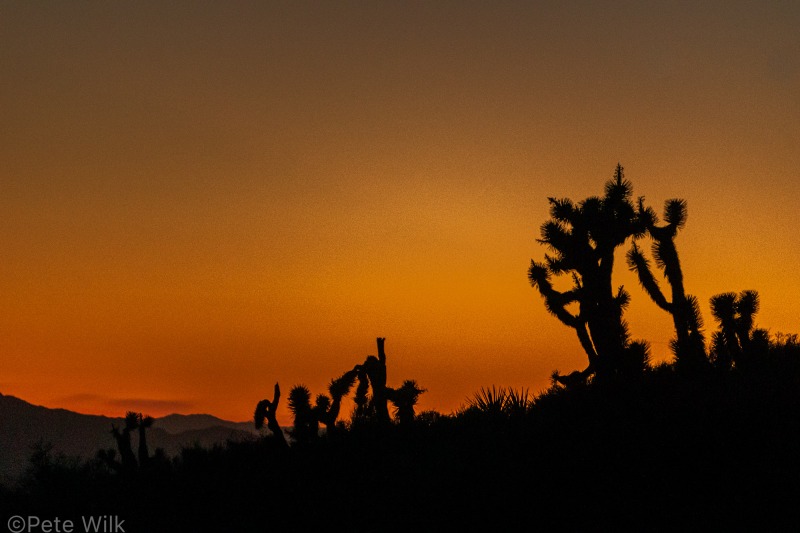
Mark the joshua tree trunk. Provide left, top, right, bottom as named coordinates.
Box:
left=365, top=337, right=390, bottom=424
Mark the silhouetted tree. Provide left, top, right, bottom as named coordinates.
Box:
left=263, top=373, right=358, bottom=444
left=529, top=164, right=649, bottom=380
left=287, top=385, right=319, bottom=444
left=316, top=368, right=359, bottom=432
left=710, top=290, right=769, bottom=369
left=362, top=337, right=391, bottom=424
left=136, top=413, right=154, bottom=467
left=387, top=380, right=426, bottom=425
left=254, top=383, right=288, bottom=448
left=110, top=412, right=139, bottom=472
left=350, top=337, right=426, bottom=426
left=627, top=198, right=708, bottom=371
left=352, top=364, right=371, bottom=421
left=350, top=338, right=389, bottom=425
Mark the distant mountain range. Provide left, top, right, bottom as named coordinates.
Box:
left=0, top=393, right=262, bottom=483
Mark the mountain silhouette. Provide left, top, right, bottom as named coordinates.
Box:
left=0, top=392, right=257, bottom=482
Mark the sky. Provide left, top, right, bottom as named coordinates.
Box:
left=1, top=1, right=798, bottom=422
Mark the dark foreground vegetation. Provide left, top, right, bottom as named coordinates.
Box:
left=4, top=166, right=799, bottom=531
left=4, top=348, right=800, bottom=531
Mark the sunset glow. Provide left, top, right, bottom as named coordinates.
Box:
left=1, top=2, right=798, bottom=421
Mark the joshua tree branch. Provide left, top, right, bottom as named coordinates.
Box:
left=627, top=243, right=671, bottom=312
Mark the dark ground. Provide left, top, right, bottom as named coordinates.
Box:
left=3, top=362, right=800, bottom=532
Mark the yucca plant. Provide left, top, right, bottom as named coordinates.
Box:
left=466, top=386, right=509, bottom=416
left=505, top=387, right=533, bottom=416
left=465, top=386, right=534, bottom=418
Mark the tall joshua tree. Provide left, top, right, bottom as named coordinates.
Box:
left=710, top=290, right=769, bottom=370
left=627, top=198, right=708, bottom=371
left=350, top=337, right=391, bottom=424
left=362, top=337, right=391, bottom=424
left=254, top=383, right=288, bottom=448
left=529, top=164, right=649, bottom=380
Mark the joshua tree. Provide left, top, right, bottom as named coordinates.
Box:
left=350, top=337, right=425, bottom=426
left=627, top=198, right=708, bottom=371
left=287, top=385, right=319, bottom=444
left=710, top=290, right=769, bottom=370
left=529, top=164, right=649, bottom=380
left=387, top=380, right=427, bottom=426
left=136, top=413, right=154, bottom=467
left=352, top=364, right=371, bottom=420
left=362, top=337, right=391, bottom=424
left=286, top=370, right=361, bottom=441
left=110, top=411, right=139, bottom=472
left=316, top=368, right=359, bottom=432
left=254, top=383, right=288, bottom=448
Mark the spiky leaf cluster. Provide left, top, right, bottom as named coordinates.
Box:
left=387, top=380, right=427, bottom=425
left=710, top=290, right=769, bottom=369
left=463, top=386, right=533, bottom=418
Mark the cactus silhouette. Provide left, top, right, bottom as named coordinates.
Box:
left=287, top=385, right=319, bottom=444
left=627, top=198, right=707, bottom=371
left=349, top=337, right=425, bottom=426
left=386, top=380, right=426, bottom=425
left=254, top=383, right=288, bottom=448
left=529, top=164, right=649, bottom=380
left=352, top=363, right=371, bottom=420
left=317, top=368, right=359, bottom=431
left=285, top=369, right=361, bottom=441
left=710, top=290, right=769, bottom=369
left=363, top=337, right=391, bottom=424
left=110, top=411, right=139, bottom=472
left=136, top=413, right=154, bottom=467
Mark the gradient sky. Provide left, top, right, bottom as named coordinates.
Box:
left=1, top=1, right=798, bottom=421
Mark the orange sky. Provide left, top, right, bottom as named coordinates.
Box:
left=1, top=1, right=798, bottom=421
